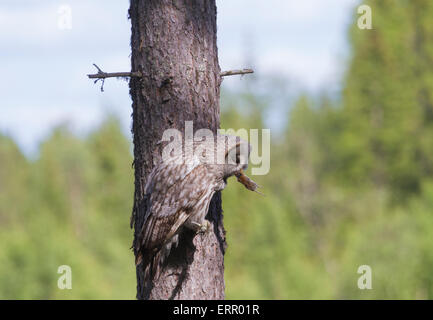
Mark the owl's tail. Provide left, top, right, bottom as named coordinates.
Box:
left=146, top=252, right=164, bottom=282
left=136, top=245, right=172, bottom=282
left=135, top=251, right=160, bottom=281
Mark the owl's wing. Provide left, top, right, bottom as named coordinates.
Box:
left=144, top=151, right=200, bottom=196
left=136, top=163, right=210, bottom=272
left=139, top=209, right=189, bottom=256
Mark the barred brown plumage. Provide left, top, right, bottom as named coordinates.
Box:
left=133, top=134, right=255, bottom=281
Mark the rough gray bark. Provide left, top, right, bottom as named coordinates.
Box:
left=129, top=0, right=226, bottom=300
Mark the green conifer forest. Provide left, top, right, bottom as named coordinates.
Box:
left=1, top=0, right=433, bottom=299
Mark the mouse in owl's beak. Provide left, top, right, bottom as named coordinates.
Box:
left=234, top=169, right=264, bottom=195
left=221, top=135, right=263, bottom=195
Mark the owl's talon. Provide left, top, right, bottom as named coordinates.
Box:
left=192, top=220, right=211, bottom=235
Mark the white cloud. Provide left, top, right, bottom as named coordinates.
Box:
left=0, top=0, right=359, bottom=153
left=217, top=0, right=359, bottom=90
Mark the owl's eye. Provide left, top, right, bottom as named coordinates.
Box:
left=225, top=142, right=245, bottom=165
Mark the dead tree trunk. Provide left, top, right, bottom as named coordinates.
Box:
left=129, top=0, right=226, bottom=299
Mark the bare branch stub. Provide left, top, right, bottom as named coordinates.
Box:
left=88, top=71, right=142, bottom=79
left=87, top=65, right=253, bottom=80
left=220, top=68, right=254, bottom=77
left=87, top=64, right=253, bottom=92
left=87, top=64, right=142, bottom=79
left=87, top=64, right=142, bottom=92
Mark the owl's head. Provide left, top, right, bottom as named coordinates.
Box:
left=220, top=135, right=251, bottom=180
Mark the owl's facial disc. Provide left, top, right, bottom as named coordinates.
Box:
left=224, top=141, right=250, bottom=178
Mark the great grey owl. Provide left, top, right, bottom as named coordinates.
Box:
left=134, top=134, right=259, bottom=280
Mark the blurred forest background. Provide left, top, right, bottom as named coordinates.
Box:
left=1, top=0, right=433, bottom=299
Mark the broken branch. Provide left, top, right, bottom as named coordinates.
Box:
left=87, top=64, right=141, bottom=79
left=87, top=64, right=253, bottom=91
left=220, top=68, right=254, bottom=77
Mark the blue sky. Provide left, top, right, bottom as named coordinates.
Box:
left=0, top=0, right=359, bottom=155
